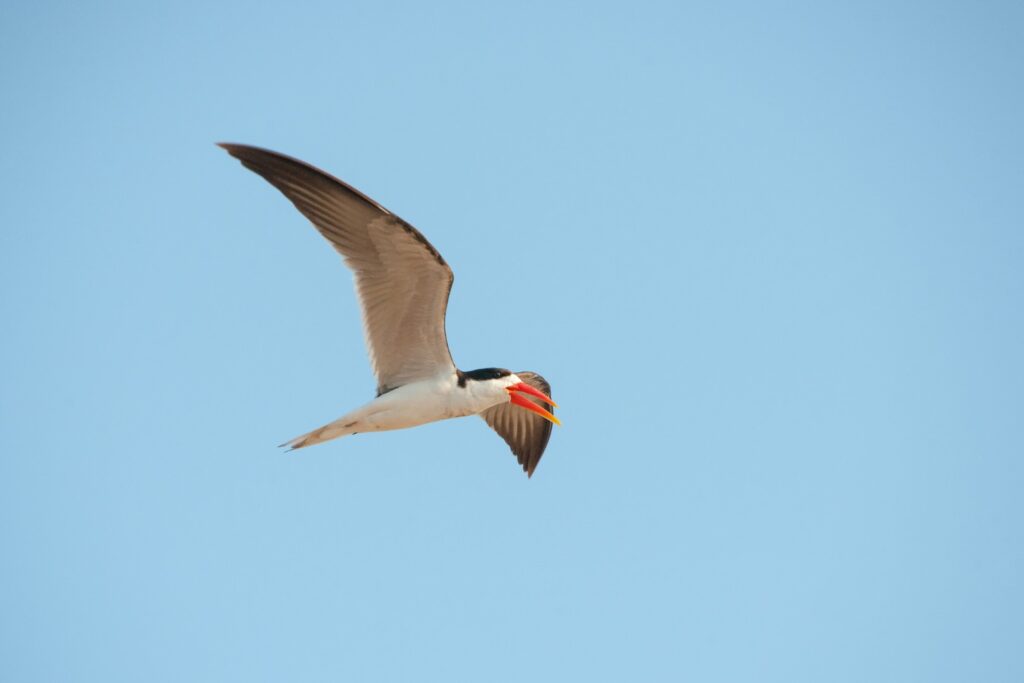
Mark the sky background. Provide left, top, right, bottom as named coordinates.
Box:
left=2, top=1, right=1022, bottom=681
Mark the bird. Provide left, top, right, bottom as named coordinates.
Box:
left=219, top=143, right=559, bottom=477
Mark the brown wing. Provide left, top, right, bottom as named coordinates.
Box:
left=219, top=143, right=456, bottom=395
left=480, top=372, right=555, bottom=477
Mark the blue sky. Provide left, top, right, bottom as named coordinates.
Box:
left=2, top=1, right=1022, bottom=681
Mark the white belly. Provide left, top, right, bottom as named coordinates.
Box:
left=347, top=373, right=504, bottom=433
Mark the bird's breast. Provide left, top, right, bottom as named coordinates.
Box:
left=370, top=375, right=504, bottom=427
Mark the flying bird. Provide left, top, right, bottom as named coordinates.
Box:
left=219, top=143, right=559, bottom=477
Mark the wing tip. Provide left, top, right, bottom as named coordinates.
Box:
left=216, top=141, right=262, bottom=162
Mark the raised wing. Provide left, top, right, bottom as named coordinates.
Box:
left=220, top=143, right=456, bottom=394
left=480, top=372, right=555, bottom=477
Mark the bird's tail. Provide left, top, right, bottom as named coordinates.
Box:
left=280, top=416, right=359, bottom=451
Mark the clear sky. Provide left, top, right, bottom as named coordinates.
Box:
left=2, top=1, right=1022, bottom=681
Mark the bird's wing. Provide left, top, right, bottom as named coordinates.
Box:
left=220, top=143, right=456, bottom=394
left=480, top=372, right=555, bottom=477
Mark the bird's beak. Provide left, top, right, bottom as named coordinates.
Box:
left=507, top=383, right=561, bottom=426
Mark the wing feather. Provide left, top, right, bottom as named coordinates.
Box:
left=480, top=372, right=555, bottom=477
left=220, top=143, right=455, bottom=394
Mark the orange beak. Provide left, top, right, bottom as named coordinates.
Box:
left=507, top=382, right=561, bottom=426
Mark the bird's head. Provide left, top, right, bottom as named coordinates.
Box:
left=461, top=368, right=559, bottom=426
